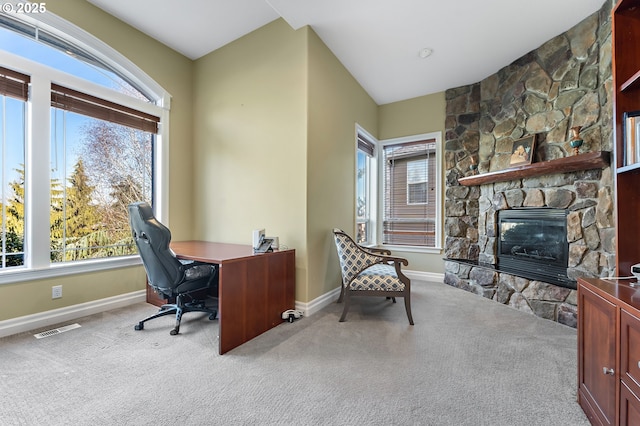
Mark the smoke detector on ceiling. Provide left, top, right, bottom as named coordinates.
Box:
left=418, top=48, right=433, bottom=58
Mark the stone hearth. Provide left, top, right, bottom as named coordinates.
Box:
left=442, top=3, right=614, bottom=328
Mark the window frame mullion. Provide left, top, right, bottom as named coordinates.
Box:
left=24, top=73, right=51, bottom=269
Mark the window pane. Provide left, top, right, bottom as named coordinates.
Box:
left=0, top=95, right=25, bottom=267
left=356, top=150, right=369, bottom=244
left=383, top=140, right=436, bottom=247
left=408, top=182, right=427, bottom=204
left=407, top=158, right=427, bottom=204
left=0, top=21, right=151, bottom=101
left=50, top=108, right=152, bottom=262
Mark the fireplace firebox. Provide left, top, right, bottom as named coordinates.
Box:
left=497, top=208, right=574, bottom=289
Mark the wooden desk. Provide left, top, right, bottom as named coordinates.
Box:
left=167, top=241, right=295, bottom=354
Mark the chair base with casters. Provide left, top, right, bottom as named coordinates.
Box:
left=134, top=291, right=218, bottom=336
left=333, top=229, right=414, bottom=325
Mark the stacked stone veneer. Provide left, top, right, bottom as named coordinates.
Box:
left=443, top=3, right=614, bottom=328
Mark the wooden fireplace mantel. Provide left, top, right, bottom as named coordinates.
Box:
left=458, top=151, right=610, bottom=186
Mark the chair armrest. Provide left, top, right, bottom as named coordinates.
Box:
left=346, top=253, right=409, bottom=286
left=385, top=256, right=410, bottom=286
left=358, top=245, right=406, bottom=271
left=379, top=255, right=408, bottom=267
left=179, top=259, right=211, bottom=267
left=179, top=259, right=216, bottom=281
left=360, top=245, right=392, bottom=256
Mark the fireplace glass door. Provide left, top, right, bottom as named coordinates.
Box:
left=497, top=208, right=573, bottom=288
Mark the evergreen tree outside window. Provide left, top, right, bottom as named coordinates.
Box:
left=50, top=85, right=156, bottom=262
left=0, top=67, right=27, bottom=268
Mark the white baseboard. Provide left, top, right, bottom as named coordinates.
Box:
left=404, top=269, right=444, bottom=283
left=295, top=286, right=341, bottom=317
left=0, top=290, right=146, bottom=338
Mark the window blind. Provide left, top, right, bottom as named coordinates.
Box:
left=51, top=84, right=159, bottom=133
left=0, top=67, right=30, bottom=101
left=383, top=139, right=436, bottom=246
left=357, top=133, right=375, bottom=157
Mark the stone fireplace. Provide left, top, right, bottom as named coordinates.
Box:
left=442, top=3, right=614, bottom=328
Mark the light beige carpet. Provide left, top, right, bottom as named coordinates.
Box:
left=0, top=280, right=588, bottom=425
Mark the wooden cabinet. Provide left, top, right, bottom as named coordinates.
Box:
left=620, top=309, right=640, bottom=424
left=578, top=281, right=617, bottom=425
left=578, top=278, right=640, bottom=425
left=612, top=0, right=640, bottom=277
left=579, top=1, right=640, bottom=423
left=620, top=382, right=640, bottom=425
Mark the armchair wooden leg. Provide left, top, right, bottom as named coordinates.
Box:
left=337, top=284, right=345, bottom=303
left=339, top=291, right=351, bottom=322
left=404, top=295, right=414, bottom=325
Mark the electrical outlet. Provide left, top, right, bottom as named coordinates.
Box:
left=52, top=285, right=62, bottom=299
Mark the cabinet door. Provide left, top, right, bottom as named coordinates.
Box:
left=621, top=381, right=640, bottom=426
left=579, top=285, right=617, bottom=426
left=622, top=309, right=640, bottom=393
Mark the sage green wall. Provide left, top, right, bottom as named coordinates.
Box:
left=0, top=0, right=194, bottom=321
left=192, top=20, right=378, bottom=302
left=306, top=30, right=378, bottom=300
left=192, top=19, right=309, bottom=299
left=378, top=93, right=447, bottom=274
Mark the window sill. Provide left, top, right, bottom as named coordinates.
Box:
left=380, top=245, right=443, bottom=255
left=0, top=256, right=142, bottom=285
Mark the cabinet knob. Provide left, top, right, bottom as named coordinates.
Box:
left=603, top=367, right=615, bottom=375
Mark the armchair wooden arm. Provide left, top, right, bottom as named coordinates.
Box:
left=360, top=245, right=392, bottom=256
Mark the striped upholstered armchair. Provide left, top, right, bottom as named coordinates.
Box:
left=332, top=228, right=414, bottom=325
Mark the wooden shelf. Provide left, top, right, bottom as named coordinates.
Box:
left=458, top=151, right=610, bottom=186
left=617, top=161, right=640, bottom=174
left=621, top=69, right=640, bottom=92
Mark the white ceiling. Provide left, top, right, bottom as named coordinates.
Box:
left=87, top=0, right=606, bottom=105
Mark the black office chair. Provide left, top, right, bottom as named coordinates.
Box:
left=128, top=202, right=218, bottom=335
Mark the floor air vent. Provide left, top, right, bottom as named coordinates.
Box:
left=34, top=323, right=81, bottom=339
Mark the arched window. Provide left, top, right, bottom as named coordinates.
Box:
left=0, top=10, right=169, bottom=281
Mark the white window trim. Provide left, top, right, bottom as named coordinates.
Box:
left=378, top=131, right=443, bottom=253
left=355, top=124, right=377, bottom=246
left=0, top=10, right=170, bottom=283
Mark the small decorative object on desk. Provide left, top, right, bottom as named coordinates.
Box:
left=569, top=126, right=583, bottom=156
